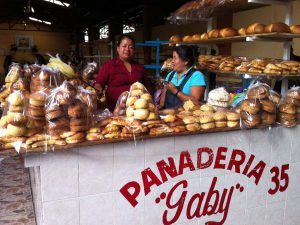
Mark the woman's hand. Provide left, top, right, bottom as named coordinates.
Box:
left=165, top=82, right=178, bottom=95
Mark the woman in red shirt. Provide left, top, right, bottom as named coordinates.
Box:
left=95, top=34, right=150, bottom=111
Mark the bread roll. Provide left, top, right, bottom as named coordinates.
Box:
left=213, top=111, right=227, bottom=121
left=215, top=121, right=227, bottom=128
left=201, top=122, right=215, bottom=130
left=220, top=28, right=238, bottom=38
left=246, top=23, right=265, bottom=34
left=227, top=120, right=239, bottom=128
left=134, top=99, right=148, bottom=109
left=182, top=35, right=193, bottom=42
left=133, top=109, right=149, bottom=120
left=279, top=103, right=296, bottom=114
left=200, top=33, right=209, bottom=40
left=227, top=112, right=240, bottom=121
left=169, top=35, right=182, bottom=43
left=238, top=27, right=246, bottom=36
left=7, top=124, right=26, bottom=137
left=186, top=123, right=201, bottom=131
left=260, top=100, right=276, bottom=113
left=208, top=29, right=220, bottom=39
left=264, top=22, right=291, bottom=33
left=192, top=34, right=202, bottom=41
left=8, top=92, right=24, bottom=106
left=261, top=112, right=276, bottom=125
left=290, top=25, right=300, bottom=34
left=241, top=99, right=262, bottom=114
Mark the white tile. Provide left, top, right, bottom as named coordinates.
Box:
left=287, top=163, right=300, bottom=201
left=80, top=193, right=113, bottom=225
left=174, top=135, right=198, bottom=153
left=200, top=147, right=225, bottom=178
left=196, top=132, right=227, bottom=148
left=284, top=197, right=300, bottom=225
left=291, top=127, right=300, bottom=163
left=264, top=201, right=285, bottom=225
left=224, top=209, right=247, bottom=225
left=40, top=150, right=79, bottom=202
left=145, top=137, right=174, bottom=156
left=79, top=145, right=113, bottom=196
left=251, top=128, right=272, bottom=164
left=113, top=140, right=144, bottom=156
left=43, top=198, right=79, bottom=225
left=245, top=206, right=266, bottom=225
left=224, top=173, right=247, bottom=211
left=174, top=221, right=198, bottom=225
left=144, top=182, right=173, bottom=225
left=227, top=129, right=251, bottom=153
left=246, top=171, right=268, bottom=208
left=113, top=190, right=144, bottom=225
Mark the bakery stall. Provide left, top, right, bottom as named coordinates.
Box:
left=1, top=1, right=300, bottom=225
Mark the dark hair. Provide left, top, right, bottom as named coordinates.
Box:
left=173, top=45, right=195, bottom=67
left=117, top=34, right=135, bottom=47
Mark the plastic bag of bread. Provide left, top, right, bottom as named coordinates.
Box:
left=0, top=91, right=28, bottom=152
left=113, top=91, right=129, bottom=116
left=277, top=86, right=300, bottom=127
left=207, top=87, right=230, bottom=110
left=5, top=63, right=22, bottom=84
left=125, top=82, right=158, bottom=121
left=30, top=65, right=63, bottom=93
left=241, top=82, right=276, bottom=128
left=81, top=62, right=98, bottom=83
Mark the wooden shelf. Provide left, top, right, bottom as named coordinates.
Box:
left=204, top=69, right=300, bottom=79
left=168, top=33, right=300, bottom=46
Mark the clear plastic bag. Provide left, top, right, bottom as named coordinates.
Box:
left=240, top=82, right=276, bottom=128
left=30, top=65, right=63, bottom=93
left=207, top=87, right=230, bottom=110
left=277, top=86, right=299, bottom=128
left=82, top=62, right=98, bottom=82
left=113, top=91, right=129, bottom=116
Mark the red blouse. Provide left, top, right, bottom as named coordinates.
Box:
left=95, top=58, right=148, bottom=111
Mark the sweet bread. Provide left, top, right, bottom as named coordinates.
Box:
left=70, top=125, right=89, bottom=132
left=227, top=120, right=240, bottom=128
left=260, top=100, right=276, bottom=113
left=186, top=123, right=201, bottom=131
left=241, top=112, right=261, bottom=128
left=208, top=29, right=220, bottom=39
left=169, top=35, right=182, bottom=43
left=8, top=92, right=24, bottom=106
left=261, top=112, right=276, bottom=125
left=7, top=124, right=27, bottom=137
left=247, top=85, right=270, bottom=100
left=46, top=110, right=65, bottom=120
left=246, top=23, right=265, bottom=34
left=290, top=25, right=300, bottom=34
left=279, top=103, right=296, bottom=114
left=7, top=112, right=27, bottom=126
left=68, top=104, right=87, bottom=118
left=133, top=109, right=149, bottom=120
left=241, top=99, right=262, bottom=114
left=219, top=28, right=238, bottom=38
left=48, top=118, right=69, bottom=130
left=264, top=22, right=291, bottom=33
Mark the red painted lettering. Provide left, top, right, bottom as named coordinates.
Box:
left=197, top=147, right=214, bottom=169
left=247, top=161, right=266, bottom=185
left=157, top=157, right=178, bottom=183
left=119, top=181, right=140, bottom=207
left=214, top=147, right=228, bottom=169
left=142, top=168, right=162, bottom=196
left=227, top=149, right=246, bottom=173
left=178, top=151, right=196, bottom=175
left=242, top=154, right=255, bottom=175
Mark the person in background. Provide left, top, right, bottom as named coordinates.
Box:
left=95, top=34, right=151, bottom=111
left=158, top=45, right=206, bottom=109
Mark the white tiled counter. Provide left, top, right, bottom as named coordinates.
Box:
left=25, top=126, right=300, bottom=225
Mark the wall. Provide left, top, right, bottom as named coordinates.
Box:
left=0, top=25, right=71, bottom=74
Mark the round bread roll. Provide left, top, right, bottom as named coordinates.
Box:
left=199, top=115, right=214, bottom=124
left=65, top=132, right=86, bottom=144
left=7, top=124, right=27, bottom=137
left=264, top=22, right=291, bottom=33
left=290, top=25, right=300, bottom=34
left=279, top=103, right=296, bottom=114
left=238, top=27, right=246, bottom=36
left=86, top=132, right=104, bottom=141
left=287, top=90, right=300, bottom=100
left=70, top=125, right=89, bottom=132
left=227, top=112, right=240, bottom=121
left=46, top=110, right=65, bottom=120
left=284, top=97, right=300, bottom=107
left=133, top=109, right=149, bottom=120
left=269, top=91, right=281, bottom=105
left=126, top=106, right=135, bottom=117
left=159, top=108, right=176, bottom=115
left=130, top=89, right=144, bottom=97
left=213, top=111, right=227, bottom=121
left=68, top=104, right=87, bottom=118
left=48, top=118, right=69, bottom=130
left=279, top=119, right=297, bottom=128
left=201, top=122, right=215, bottom=130
left=215, top=121, right=227, bottom=128
left=183, top=116, right=198, bottom=124
left=8, top=92, right=24, bottom=106
left=241, top=111, right=261, bottom=127
left=141, top=93, right=152, bottom=102
left=227, top=120, right=240, bottom=128
left=9, top=104, right=23, bottom=113
left=260, top=100, right=276, bottom=113
left=7, top=112, right=27, bottom=126
left=247, top=85, right=270, bottom=100
left=208, top=29, right=220, bottom=39
left=200, top=104, right=214, bottom=112
left=186, top=123, right=201, bottom=131
left=134, top=99, right=148, bottom=109
left=278, top=112, right=296, bottom=121
left=241, top=99, right=262, bottom=114
left=29, top=98, right=44, bottom=107
left=126, top=97, right=137, bottom=107
left=163, top=114, right=177, bottom=123
left=246, top=23, right=265, bottom=34
left=169, top=35, right=182, bottom=43
left=220, top=28, right=238, bottom=38
left=131, top=82, right=145, bottom=90
left=147, top=112, right=158, bottom=120
left=192, top=34, right=202, bottom=41
left=28, top=107, right=45, bottom=117
left=201, top=33, right=209, bottom=40
left=261, top=112, right=276, bottom=125
left=182, top=35, right=193, bottom=42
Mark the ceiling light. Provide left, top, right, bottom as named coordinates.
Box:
left=29, top=17, right=52, bottom=25
left=43, top=0, right=70, bottom=7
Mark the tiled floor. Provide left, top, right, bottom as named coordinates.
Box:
left=0, top=156, right=36, bottom=225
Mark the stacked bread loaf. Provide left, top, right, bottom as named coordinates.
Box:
left=241, top=83, right=276, bottom=127
left=125, top=82, right=158, bottom=121
left=207, top=87, right=230, bottom=109
left=30, top=66, right=63, bottom=93
left=278, top=87, right=300, bottom=127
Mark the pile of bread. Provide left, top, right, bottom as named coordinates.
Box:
left=198, top=55, right=300, bottom=75
left=278, top=87, right=300, bottom=127
left=169, top=22, right=300, bottom=43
